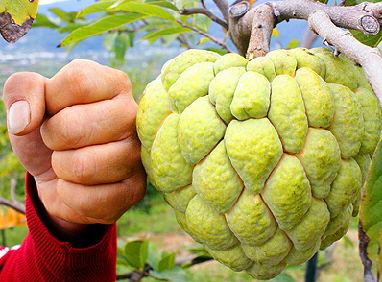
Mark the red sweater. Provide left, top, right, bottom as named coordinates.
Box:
left=0, top=174, right=116, bottom=281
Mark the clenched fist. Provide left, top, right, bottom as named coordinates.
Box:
left=2, top=60, right=146, bottom=235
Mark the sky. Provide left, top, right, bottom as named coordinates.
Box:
left=39, top=0, right=67, bottom=5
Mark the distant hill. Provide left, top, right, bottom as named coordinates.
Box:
left=0, top=0, right=317, bottom=64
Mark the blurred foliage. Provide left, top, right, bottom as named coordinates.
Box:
left=0, top=103, right=25, bottom=202
left=34, top=0, right=229, bottom=66
left=360, top=139, right=382, bottom=276
left=116, top=238, right=298, bottom=282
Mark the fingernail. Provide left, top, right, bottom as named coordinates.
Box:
left=8, top=100, right=31, bottom=134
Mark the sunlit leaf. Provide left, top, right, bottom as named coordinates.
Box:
left=110, top=1, right=175, bottom=21
left=77, top=0, right=115, bottom=18
left=198, top=37, right=210, bottom=45
left=272, top=28, right=279, bottom=38
left=287, top=39, right=300, bottom=49
left=204, top=47, right=229, bottom=55
left=49, top=8, right=78, bottom=23
left=0, top=207, right=26, bottom=230
left=59, top=13, right=147, bottom=47
left=145, top=0, right=179, bottom=11
left=0, top=0, right=39, bottom=42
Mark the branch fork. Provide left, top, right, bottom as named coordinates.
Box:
left=228, top=0, right=382, bottom=103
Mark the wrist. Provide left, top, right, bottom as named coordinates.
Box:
left=30, top=172, right=109, bottom=247
left=45, top=213, right=108, bottom=247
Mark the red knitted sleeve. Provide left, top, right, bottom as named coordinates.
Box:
left=0, top=173, right=117, bottom=281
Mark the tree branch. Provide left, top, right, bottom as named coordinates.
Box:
left=0, top=197, right=25, bottom=214
left=213, top=0, right=229, bottom=22
left=228, top=0, right=382, bottom=103
left=308, top=10, right=382, bottom=103
left=176, top=19, right=231, bottom=52
left=272, top=0, right=382, bottom=35
left=301, top=28, right=318, bottom=48
left=358, top=222, right=376, bottom=282
left=180, top=8, right=228, bottom=29
left=0, top=178, right=25, bottom=214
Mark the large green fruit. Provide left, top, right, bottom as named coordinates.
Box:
left=136, top=48, right=382, bottom=279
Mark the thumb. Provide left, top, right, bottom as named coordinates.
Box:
left=2, top=72, right=46, bottom=135
left=2, top=72, right=53, bottom=178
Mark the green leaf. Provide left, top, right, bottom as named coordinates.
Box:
left=204, top=47, right=229, bottom=55
left=147, top=243, right=162, bottom=270
left=145, top=0, right=179, bottom=11
left=114, top=33, right=133, bottom=63
left=141, top=27, right=190, bottom=43
left=287, top=39, right=300, bottom=49
left=198, top=37, right=210, bottom=45
left=345, top=0, right=382, bottom=47
left=350, top=29, right=382, bottom=48
left=360, top=139, right=382, bottom=266
left=150, top=267, right=188, bottom=282
left=49, top=8, right=78, bottom=23
left=344, top=0, right=381, bottom=5
left=77, top=0, right=115, bottom=18
left=34, top=14, right=59, bottom=29
left=59, top=13, right=147, bottom=47
left=379, top=229, right=382, bottom=277
left=58, top=23, right=85, bottom=33
left=124, top=240, right=149, bottom=269
left=157, top=252, right=176, bottom=272
left=192, top=13, right=211, bottom=33
left=110, top=1, right=175, bottom=21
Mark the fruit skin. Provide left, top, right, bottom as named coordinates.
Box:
left=136, top=48, right=382, bottom=279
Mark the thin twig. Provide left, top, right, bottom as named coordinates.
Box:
left=0, top=197, right=25, bottom=214
left=177, top=34, right=193, bottom=49
left=176, top=19, right=231, bottom=52
left=180, top=8, right=228, bottom=29
left=10, top=178, right=16, bottom=203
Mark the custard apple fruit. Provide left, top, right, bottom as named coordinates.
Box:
left=136, top=48, right=382, bottom=279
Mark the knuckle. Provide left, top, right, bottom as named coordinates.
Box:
left=72, top=152, right=91, bottom=182
left=127, top=173, right=147, bottom=205
left=115, top=70, right=131, bottom=89
left=3, top=72, right=36, bottom=99
left=62, top=60, right=97, bottom=96
left=58, top=109, right=84, bottom=148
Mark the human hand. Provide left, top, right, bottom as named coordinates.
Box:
left=2, top=60, right=146, bottom=236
